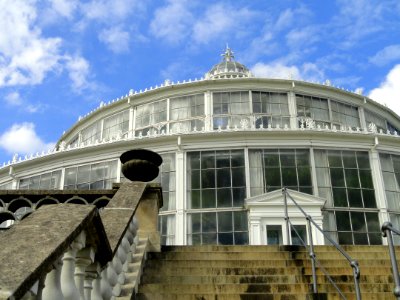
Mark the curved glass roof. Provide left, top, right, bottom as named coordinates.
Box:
left=206, top=46, right=252, bottom=79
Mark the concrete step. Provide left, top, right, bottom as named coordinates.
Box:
left=143, top=258, right=395, bottom=269
left=134, top=292, right=395, bottom=300
left=138, top=282, right=393, bottom=294
left=140, top=274, right=393, bottom=285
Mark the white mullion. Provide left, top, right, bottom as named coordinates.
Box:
left=309, top=148, right=319, bottom=197
left=166, top=98, right=170, bottom=134
left=288, top=91, right=297, bottom=129
left=129, top=107, right=134, bottom=138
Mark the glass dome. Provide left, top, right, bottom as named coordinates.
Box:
left=205, top=46, right=252, bottom=79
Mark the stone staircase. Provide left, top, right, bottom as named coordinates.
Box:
left=133, top=245, right=397, bottom=300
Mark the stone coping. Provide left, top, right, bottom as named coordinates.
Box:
left=0, top=204, right=111, bottom=300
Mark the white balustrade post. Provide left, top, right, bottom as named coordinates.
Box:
left=111, top=255, right=122, bottom=296
left=61, top=231, right=86, bottom=300
left=116, top=246, right=127, bottom=284
left=100, top=263, right=116, bottom=299
left=75, top=247, right=95, bottom=300
left=85, top=262, right=101, bottom=300
left=42, top=258, right=63, bottom=300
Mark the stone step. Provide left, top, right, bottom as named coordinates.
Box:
left=138, top=282, right=393, bottom=294
left=161, top=245, right=395, bottom=253
left=140, top=274, right=393, bottom=285
left=142, top=266, right=393, bottom=276
left=134, top=292, right=394, bottom=300
left=144, top=258, right=394, bottom=268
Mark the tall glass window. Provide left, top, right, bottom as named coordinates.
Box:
left=135, top=100, right=167, bottom=136
left=64, top=160, right=118, bottom=190
left=330, top=100, right=360, bottom=129
left=19, top=170, right=61, bottom=190
left=170, top=94, right=204, bottom=132
left=187, top=211, right=248, bottom=245
left=296, top=95, right=329, bottom=128
left=380, top=153, right=400, bottom=211
left=187, top=150, right=248, bottom=245
left=365, top=110, right=387, bottom=132
left=252, top=92, right=289, bottom=128
left=81, top=121, right=101, bottom=144
left=296, top=95, right=360, bottom=130
left=103, top=110, right=129, bottom=140
left=249, top=149, right=312, bottom=196
left=315, top=150, right=380, bottom=245
left=213, top=92, right=250, bottom=129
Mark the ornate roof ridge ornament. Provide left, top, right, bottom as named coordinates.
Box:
left=205, top=46, right=252, bottom=79
left=221, top=45, right=234, bottom=62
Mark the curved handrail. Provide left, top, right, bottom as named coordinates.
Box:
left=381, top=221, right=400, bottom=299
left=282, top=188, right=361, bottom=300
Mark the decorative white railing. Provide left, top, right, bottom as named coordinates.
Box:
left=1, top=116, right=397, bottom=172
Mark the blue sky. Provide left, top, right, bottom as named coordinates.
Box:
left=0, top=0, right=399, bottom=164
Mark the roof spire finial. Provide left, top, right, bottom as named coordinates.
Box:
left=221, top=44, right=234, bottom=62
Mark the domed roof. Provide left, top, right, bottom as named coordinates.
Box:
left=205, top=46, right=253, bottom=79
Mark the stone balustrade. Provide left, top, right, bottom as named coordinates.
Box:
left=0, top=181, right=162, bottom=300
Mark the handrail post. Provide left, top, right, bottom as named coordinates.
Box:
left=307, top=216, right=318, bottom=294
left=350, top=260, right=362, bottom=300
left=283, top=188, right=290, bottom=245
left=382, top=222, right=400, bottom=298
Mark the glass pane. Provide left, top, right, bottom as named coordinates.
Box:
left=362, top=189, right=377, bottom=208
left=353, top=233, right=368, bottom=245
left=202, top=233, right=217, bottom=244
left=359, top=170, right=373, bottom=188
left=336, top=211, right=351, bottom=231
left=333, top=188, right=348, bottom=207
left=365, top=213, right=380, bottom=232
left=234, top=232, right=248, bottom=245
left=217, top=168, right=231, bottom=187
left=191, top=190, right=200, bottom=209
left=232, top=167, right=245, bottom=187
left=351, top=212, right=366, bottom=232
left=218, top=211, right=233, bottom=232
left=232, top=187, right=246, bottom=207
left=216, top=151, right=230, bottom=168
left=357, top=152, right=370, bottom=169
left=201, top=152, right=215, bottom=169
left=217, top=188, right=231, bottom=207
left=202, top=189, right=216, bottom=208
left=330, top=169, right=345, bottom=187
left=282, top=167, right=297, bottom=186
left=202, top=212, right=216, bottom=232
left=347, top=189, right=363, bottom=208
left=328, top=151, right=342, bottom=167
left=338, top=232, right=353, bottom=244
left=342, top=152, right=357, bottom=168
left=345, top=169, right=360, bottom=188
left=231, top=150, right=244, bottom=167
left=265, top=168, right=281, bottom=188
left=202, top=169, right=215, bottom=188
left=218, top=233, right=233, bottom=245
left=267, top=225, right=282, bottom=245
left=234, top=211, right=247, bottom=231
left=264, top=152, right=279, bottom=167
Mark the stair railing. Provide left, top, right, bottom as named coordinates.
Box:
left=282, top=188, right=361, bottom=300
left=381, top=221, right=400, bottom=299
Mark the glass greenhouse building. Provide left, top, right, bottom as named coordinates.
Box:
left=1, top=48, right=400, bottom=247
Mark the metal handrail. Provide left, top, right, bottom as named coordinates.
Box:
left=282, top=188, right=362, bottom=300
left=381, top=221, right=400, bottom=299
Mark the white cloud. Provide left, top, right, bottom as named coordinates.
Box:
left=369, top=45, right=400, bottom=66
left=251, top=62, right=324, bottom=82
left=5, top=92, right=23, bottom=106
left=192, top=4, right=255, bottom=44
left=369, top=64, right=400, bottom=116
left=49, top=0, right=79, bottom=19
left=0, top=0, right=63, bottom=87
left=81, top=0, right=142, bottom=22
left=150, top=0, right=192, bottom=44
left=65, top=55, right=90, bottom=91
left=251, top=63, right=301, bottom=80
left=99, top=27, right=130, bottom=53
left=0, top=123, right=55, bottom=155
left=286, top=26, right=319, bottom=49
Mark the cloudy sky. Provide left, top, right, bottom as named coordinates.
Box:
left=0, top=0, right=399, bottom=164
